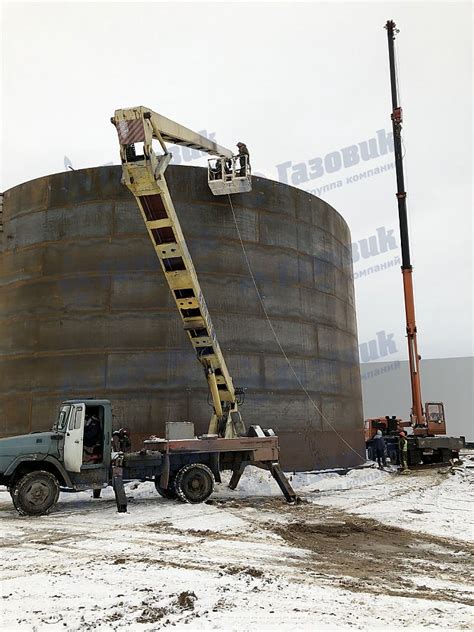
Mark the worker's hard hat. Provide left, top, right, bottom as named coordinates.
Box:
left=399, top=431, right=405, bottom=436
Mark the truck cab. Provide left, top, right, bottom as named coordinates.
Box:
left=0, top=399, right=113, bottom=515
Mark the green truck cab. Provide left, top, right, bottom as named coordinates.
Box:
left=0, top=399, right=112, bottom=516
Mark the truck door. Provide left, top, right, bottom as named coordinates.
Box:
left=64, top=403, right=85, bottom=473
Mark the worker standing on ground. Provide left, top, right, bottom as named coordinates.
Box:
left=112, top=427, right=132, bottom=453
left=236, top=142, right=250, bottom=176
left=373, top=429, right=387, bottom=469
left=398, top=431, right=409, bottom=472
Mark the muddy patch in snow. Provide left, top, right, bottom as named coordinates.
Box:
left=136, top=590, right=197, bottom=625
left=269, top=510, right=474, bottom=606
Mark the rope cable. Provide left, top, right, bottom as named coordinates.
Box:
left=227, top=193, right=366, bottom=463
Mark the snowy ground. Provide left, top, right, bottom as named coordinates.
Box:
left=1, top=458, right=473, bottom=631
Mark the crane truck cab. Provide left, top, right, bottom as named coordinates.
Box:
left=421, top=402, right=447, bottom=435
left=0, top=400, right=112, bottom=516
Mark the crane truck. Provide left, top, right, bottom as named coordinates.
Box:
left=0, top=108, right=297, bottom=516
left=365, top=21, right=465, bottom=467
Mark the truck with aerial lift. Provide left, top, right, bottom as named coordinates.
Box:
left=364, top=21, right=465, bottom=467
left=0, top=108, right=297, bottom=516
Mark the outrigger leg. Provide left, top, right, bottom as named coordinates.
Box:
left=228, top=459, right=298, bottom=503
left=268, top=463, right=298, bottom=503
left=228, top=462, right=247, bottom=490
left=112, top=464, right=127, bottom=513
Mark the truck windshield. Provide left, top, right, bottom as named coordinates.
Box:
left=54, top=405, right=71, bottom=432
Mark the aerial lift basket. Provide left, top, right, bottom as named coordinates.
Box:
left=208, top=156, right=251, bottom=195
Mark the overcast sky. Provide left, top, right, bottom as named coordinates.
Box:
left=2, top=1, right=472, bottom=361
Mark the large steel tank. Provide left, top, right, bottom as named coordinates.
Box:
left=0, top=165, right=364, bottom=470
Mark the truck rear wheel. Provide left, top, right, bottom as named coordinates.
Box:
left=175, top=464, right=214, bottom=504
left=11, top=470, right=60, bottom=516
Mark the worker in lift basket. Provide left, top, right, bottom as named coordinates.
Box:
left=236, top=142, right=250, bottom=176
left=373, top=429, right=387, bottom=469
left=398, top=431, right=409, bottom=472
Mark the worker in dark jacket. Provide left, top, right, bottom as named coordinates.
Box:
left=83, top=414, right=102, bottom=463
left=398, top=431, right=409, bottom=472
left=373, top=429, right=387, bottom=468
left=236, top=142, right=250, bottom=176
left=112, top=427, right=132, bottom=453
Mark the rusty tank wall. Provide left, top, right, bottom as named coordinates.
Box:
left=0, top=165, right=364, bottom=470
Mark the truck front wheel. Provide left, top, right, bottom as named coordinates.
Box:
left=11, top=471, right=60, bottom=516
left=175, top=464, right=214, bottom=504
